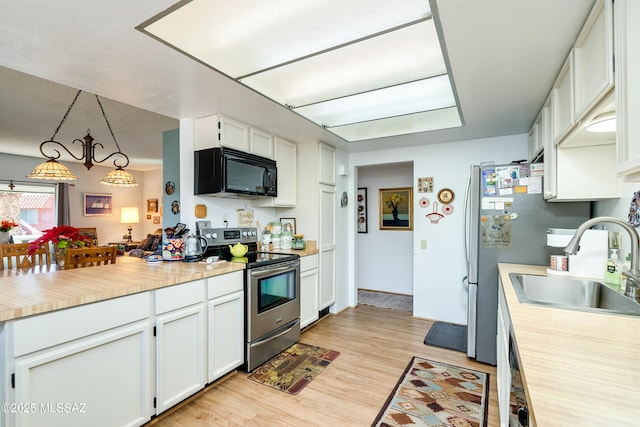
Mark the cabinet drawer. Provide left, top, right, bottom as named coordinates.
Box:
left=301, top=254, right=319, bottom=271
left=155, top=280, right=206, bottom=314
left=11, top=292, right=151, bottom=357
left=207, top=271, right=243, bottom=299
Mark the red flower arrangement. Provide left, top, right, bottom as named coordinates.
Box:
left=28, top=226, right=92, bottom=256
left=0, top=219, right=19, bottom=232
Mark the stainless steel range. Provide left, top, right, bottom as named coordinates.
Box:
left=196, top=223, right=300, bottom=372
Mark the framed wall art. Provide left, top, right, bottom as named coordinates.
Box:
left=84, top=193, right=113, bottom=216
left=379, top=187, right=413, bottom=230
left=147, top=198, right=158, bottom=213
left=280, top=217, right=296, bottom=234
left=357, top=187, right=368, bottom=233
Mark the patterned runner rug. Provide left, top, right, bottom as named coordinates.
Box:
left=373, top=357, right=489, bottom=427
left=247, top=342, right=340, bottom=395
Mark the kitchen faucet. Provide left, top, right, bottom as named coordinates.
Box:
left=564, top=216, right=640, bottom=299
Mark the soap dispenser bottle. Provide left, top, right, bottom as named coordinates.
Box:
left=605, top=249, right=622, bottom=287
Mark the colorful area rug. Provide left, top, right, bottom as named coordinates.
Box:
left=247, top=342, right=340, bottom=395
left=373, top=357, right=489, bottom=427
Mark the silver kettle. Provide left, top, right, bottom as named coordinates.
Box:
left=183, top=233, right=208, bottom=262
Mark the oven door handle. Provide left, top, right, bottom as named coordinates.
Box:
left=249, top=319, right=300, bottom=349
left=250, top=261, right=299, bottom=280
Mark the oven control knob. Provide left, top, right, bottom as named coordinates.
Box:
left=205, top=233, right=212, bottom=238
left=211, top=233, right=217, bottom=239
left=250, top=231, right=257, bottom=236
left=242, top=231, right=248, bottom=237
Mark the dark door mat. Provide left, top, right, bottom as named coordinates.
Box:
left=424, top=321, right=467, bottom=353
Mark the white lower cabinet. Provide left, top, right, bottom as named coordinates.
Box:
left=497, top=279, right=511, bottom=427
left=154, top=280, right=207, bottom=414
left=207, top=271, right=244, bottom=383
left=7, top=293, right=153, bottom=427
left=0, top=271, right=247, bottom=427
left=300, top=255, right=319, bottom=328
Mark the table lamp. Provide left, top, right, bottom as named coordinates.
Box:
left=120, top=207, right=140, bottom=243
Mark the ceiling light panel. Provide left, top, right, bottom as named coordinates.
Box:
left=241, top=21, right=445, bottom=107
left=294, top=75, right=456, bottom=127
left=144, top=0, right=430, bottom=78
left=330, top=107, right=462, bottom=141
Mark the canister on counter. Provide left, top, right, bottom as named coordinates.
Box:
left=271, top=233, right=282, bottom=249
left=281, top=231, right=292, bottom=250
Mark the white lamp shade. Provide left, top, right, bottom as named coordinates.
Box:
left=120, top=207, right=140, bottom=224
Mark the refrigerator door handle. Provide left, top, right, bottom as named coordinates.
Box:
left=467, top=283, right=478, bottom=358
left=467, top=165, right=481, bottom=284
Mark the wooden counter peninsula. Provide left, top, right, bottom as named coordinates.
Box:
left=0, top=255, right=244, bottom=322
left=0, top=256, right=246, bottom=427
left=498, top=263, right=640, bottom=426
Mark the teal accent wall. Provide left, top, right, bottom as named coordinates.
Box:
left=162, top=129, right=180, bottom=229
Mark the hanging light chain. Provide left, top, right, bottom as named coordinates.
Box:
left=50, top=89, right=82, bottom=141
left=95, top=94, right=123, bottom=154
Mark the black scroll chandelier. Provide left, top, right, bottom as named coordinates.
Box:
left=27, top=89, right=138, bottom=187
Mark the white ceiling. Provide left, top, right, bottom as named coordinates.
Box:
left=0, top=0, right=595, bottom=171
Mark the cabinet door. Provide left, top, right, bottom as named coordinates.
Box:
left=194, top=115, right=219, bottom=151
left=219, top=115, right=250, bottom=152
left=497, top=283, right=511, bottom=427
left=319, top=184, right=336, bottom=310
left=319, top=143, right=336, bottom=185
left=253, top=137, right=297, bottom=207
left=155, top=303, right=206, bottom=414
left=541, top=96, right=557, bottom=200
left=249, top=127, right=274, bottom=159
left=300, top=264, right=319, bottom=328
left=273, top=137, right=297, bottom=206
left=615, top=0, right=640, bottom=178
left=527, top=118, right=540, bottom=162
left=573, top=0, right=613, bottom=122
left=13, top=322, right=153, bottom=427
left=552, top=53, right=574, bottom=143
left=208, top=290, right=244, bottom=383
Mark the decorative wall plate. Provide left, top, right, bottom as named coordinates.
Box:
left=437, top=188, right=455, bottom=204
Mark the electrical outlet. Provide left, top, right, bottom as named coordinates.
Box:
left=420, top=240, right=427, bottom=250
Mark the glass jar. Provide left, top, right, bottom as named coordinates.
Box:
left=292, top=234, right=306, bottom=250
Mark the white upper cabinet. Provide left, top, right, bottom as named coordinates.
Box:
left=552, top=53, right=574, bottom=143
left=527, top=112, right=542, bottom=162
left=319, top=143, right=336, bottom=186
left=253, top=137, right=297, bottom=207
left=539, top=96, right=557, bottom=200
left=194, top=114, right=249, bottom=152
left=249, top=126, right=274, bottom=159
left=573, top=0, right=614, bottom=122
left=615, top=0, right=640, bottom=179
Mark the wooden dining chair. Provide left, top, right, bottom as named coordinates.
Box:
left=64, top=246, right=117, bottom=269
left=0, top=243, right=51, bottom=269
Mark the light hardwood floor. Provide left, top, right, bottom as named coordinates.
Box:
left=150, top=304, right=499, bottom=426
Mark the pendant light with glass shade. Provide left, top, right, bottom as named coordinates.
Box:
left=27, top=89, right=138, bottom=187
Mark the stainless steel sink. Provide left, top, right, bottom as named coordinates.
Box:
left=509, top=273, right=640, bottom=317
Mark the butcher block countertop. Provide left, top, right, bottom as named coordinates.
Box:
left=499, top=263, right=640, bottom=426
left=0, top=256, right=245, bottom=322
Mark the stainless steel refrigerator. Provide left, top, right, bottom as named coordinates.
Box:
left=464, top=163, right=590, bottom=365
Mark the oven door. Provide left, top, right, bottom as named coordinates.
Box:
left=248, top=259, right=300, bottom=341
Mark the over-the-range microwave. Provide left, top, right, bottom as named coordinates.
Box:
left=194, top=147, right=277, bottom=198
